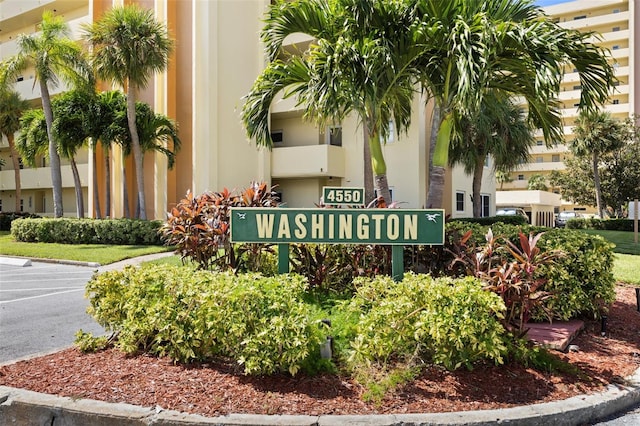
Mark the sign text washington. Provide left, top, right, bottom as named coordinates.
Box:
left=230, top=208, right=445, bottom=245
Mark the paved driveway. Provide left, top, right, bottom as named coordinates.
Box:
left=0, top=260, right=105, bottom=363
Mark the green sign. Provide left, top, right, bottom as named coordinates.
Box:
left=322, top=186, right=365, bottom=206
left=230, top=208, right=445, bottom=245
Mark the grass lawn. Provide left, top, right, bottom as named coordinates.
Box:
left=578, top=229, right=640, bottom=255
left=613, top=253, right=640, bottom=285
left=0, top=231, right=172, bottom=265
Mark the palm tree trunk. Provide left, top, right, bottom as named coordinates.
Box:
left=70, top=157, right=84, bottom=218
left=92, top=147, right=102, bottom=218
left=368, top=131, right=391, bottom=206
left=426, top=104, right=444, bottom=209
left=39, top=80, right=63, bottom=217
left=126, top=84, right=146, bottom=219
left=362, top=119, right=374, bottom=206
left=105, top=147, right=111, bottom=218
left=472, top=156, right=485, bottom=218
left=592, top=152, right=604, bottom=218
left=122, top=150, right=130, bottom=219
left=8, top=135, right=21, bottom=213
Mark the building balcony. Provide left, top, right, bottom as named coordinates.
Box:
left=271, top=91, right=304, bottom=117
left=529, top=144, right=570, bottom=155
left=534, top=126, right=574, bottom=138
left=593, top=28, right=630, bottom=44
left=557, top=10, right=629, bottom=31
left=271, top=144, right=345, bottom=178
left=515, top=162, right=566, bottom=172
left=562, top=66, right=629, bottom=84
left=0, top=163, right=89, bottom=191
left=501, top=180, right=529, bottom=190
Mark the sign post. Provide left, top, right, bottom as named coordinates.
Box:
left=230, top=208, right=445, bottom=280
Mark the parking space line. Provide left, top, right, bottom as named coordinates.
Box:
left=0, top=288, right=85, bottom=304
left=0, top=286, right=82, bottom=292
left=1, top=278, right=93, bottom=284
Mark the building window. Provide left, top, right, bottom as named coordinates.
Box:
left=28, top=196, right=32, bottom=208
left=41, top=157, right=47, bottom=167
left=0, top=199, right=2, bottom=212
left=536, top=140, right=544, bottom=146
left=552, top=154, right=560, bottom=162
left=484, top=156, right=490, bottom=168
left=612, top=45, right=620, bottom=50
left=517, top=174, right=525, bottom=181
left=573, top=85, right=582, bottom=90
left=382, top=120, right=395, bottom=144
left=481, top=194, right=490, bottom=218
left=573, top=15, right=586, bottom=20
left=270, top=130, right=283, bottom=144
left=612, top=26, right=620, bottom=32
left=20, top=199, right=24, bottom=212
left=613, top=9, right=620, bottom=13
left=573, top=103, right=581, bottom=107
left=536, top=156, right=544, bottom=163
left=455, top=191, right=465, bottom=212
left=612, top=99, right=620, bottom=105
left=327, top=126, right=342, bottom=146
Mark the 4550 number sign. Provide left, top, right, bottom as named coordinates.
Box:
left=322, top=186, right=365, bottom=206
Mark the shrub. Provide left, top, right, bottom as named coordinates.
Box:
left=10, top=218, right=163, bottom=245
left=161, top=182, right=279, bottom=271
left=345, top=274, right=508, bottom=371
left=0, top=212, right=41, bottom=231
left=441, top=222, right=615, bottom=321
left=567, top=217, right=634, bottom=231
left=82, top=265, right=324, bottom=375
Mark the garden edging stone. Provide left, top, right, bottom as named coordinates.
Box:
left=0, top=366, right=638, bottom=426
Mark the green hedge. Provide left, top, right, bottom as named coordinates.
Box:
left=450, top=215, right=527, bottom=226
left=84, top=265, right=324, bottom=375
left=11, top=218, right=163, bottom=245
left=567, top=218, right=635, bottom=231
left=0, top=212, right=41, bottom=231
left=444, top=222, right=616, bottom=320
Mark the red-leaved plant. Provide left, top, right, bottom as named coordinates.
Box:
left=161, top=182, right=280, bottom=271
left=449, top=229, right=563, bottom=336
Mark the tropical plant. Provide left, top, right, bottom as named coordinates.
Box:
left=52, top=89, right=99, bottom=218
left=0, top=88, right=30, bottom=212
left=570, top=111, right=631, bottom=218
left=417, top=0, right=615, bottom=209
left=86, top=90, right=128, bottom=218
left=2, top=11, right=94, bottom=217
left=495, top=171, right=513, bottom=191
left=449, top=91, right=534, bottom=217
left=242, top=0, right=423, bottom=205
left=108, top=100, right=180, bottom=217
left=83, top=5, right=174, bottom=220
left=527, top=174, right=548, bottom=191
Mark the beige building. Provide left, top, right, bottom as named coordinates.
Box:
left=499, top=0, right=638, bottom=218
left=0, top=0, right=494, bottom=219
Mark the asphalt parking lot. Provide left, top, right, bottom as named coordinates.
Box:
left=0, top=260, right=105, bottom=363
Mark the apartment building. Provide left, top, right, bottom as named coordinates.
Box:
left=0, top=0, right=493, bottom=219
left=499, top=0, right=638, bottom=217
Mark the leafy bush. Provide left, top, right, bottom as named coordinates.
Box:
left=440, top=222, right=615, bottom=321
left=345, top=274, right=508, bottom=371
left=0, top=212, right=41, bottom=231
left=82, top=264, right=324, bottom=375
left=567, top=217, right=634, bottom=231
left=290, top=243, right=391, bottom=293
left=450, top=216, right=527, bottom=226
left=10, top=218, right=163, bottom=245
left=161, top=182, right=279, bottom=271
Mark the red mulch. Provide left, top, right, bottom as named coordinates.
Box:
left=1, top=285, right=639, bottom=417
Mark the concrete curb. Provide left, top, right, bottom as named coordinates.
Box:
left=1, top=367, right=639, bottom=426
left=0, top=255, right=100, bottom=268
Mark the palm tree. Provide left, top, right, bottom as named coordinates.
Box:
left=0, top=88, right=30, bottom=212
left=52, top=89, right=99, bottom=218
left=2, top=11, right=93, bottom=217
left=86, top=90, right=127, bottom=218
left=416, top=0, right=615, bottom=209
left=16, top=109, right=49, bottom=172
left=571, top=111, right=628, bottom=218
left=495, top=171, right=513, bottom=191
left=109, top=101, right=180, bottom=218
left=82, top=5, right=174, bottom=220
left=242, top=0, right=422, bottom=205
left=449, top=92, right=534, bottom=217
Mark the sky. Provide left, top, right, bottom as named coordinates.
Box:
left=535, top=0, right=574, bottom=7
